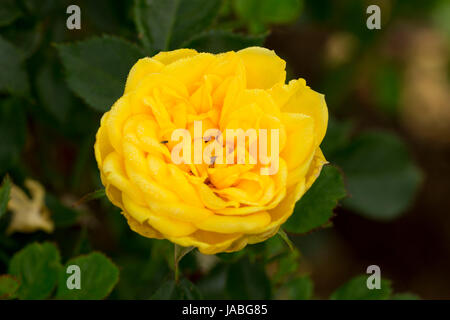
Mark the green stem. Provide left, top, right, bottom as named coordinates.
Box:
left=173, top=244, right=194, bottom=283
left=174, top=245, right=180, bottom=283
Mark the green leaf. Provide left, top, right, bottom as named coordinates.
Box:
left=271, top=248, right=300, bottom=284
left=0, top=98, right=27, bottom=172
left=332, top=130, right=422, bottom=220
left=56, top=36, right=145, bottom=112
left=263, top=234, right=287, bottom=259
left=150, top=280, right=177, bottom=299
left=56, top=252, right=119, bottom=300
left=0, top=36, right=29, bottom=96
left=0, top=0, right=22, bottom=27
left=226, top=257, right=271, bottom=299
left=22, top=0, right=57, bottom=18
left=0, top=275, right=20, bottom=300
left=284, top=165, right=346, bottom=234
left=216, top=250, right=246, bottom=263
left=277, top=276, right=313, bottom=300
left=9, top=242, right=62, bottom=300
left=2, top=24, right=43, bottom=60
left=391, top=292, right=420, bottom=300
left=82, top=0, right=130, bottom=35
left=277, top=229, right=295, bottom=252
left=134, top=0, right=222, bottom=52
left=113, top=250, right=170, bottom=299
left=330, top=275, right=392, bottom=300
left=233, top=0, right=303, bottom=33
left=36, top=62, right=76, bottom=122
left=320, top=117, right=354, bottom=158
left=183, top=29, right=266, bottom=53
left=0, top=175, right=11, bottom=220
left=151, top=278, right=202, bottom=299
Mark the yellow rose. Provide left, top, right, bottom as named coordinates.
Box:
left=94, top=47, right=328, bottom=254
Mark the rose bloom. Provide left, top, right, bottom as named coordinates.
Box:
left=94, top=47, right=328, bottom=254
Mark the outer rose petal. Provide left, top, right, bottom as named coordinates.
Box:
left=102, top=152, right=147, bottom=206
left=124, top=58, right=164, bottom=94
left=264, top=178, right=306, bottom=232
left=105, top=95, right=132, bottom=155
left=305, top=148, right=328, bottom=190
left=94, top=112, right=113, bottom=170
left=153, top=48, right=198, bottom=64
left=257, top=148, right=327, bottom=235
left=122, top=210, right=164, bottom=239
left=168, top=230, right=246, bottom=255
left=237, top=47, right=286, bottom=89
left=122, top=194, right=197, bottom=237
left=196, top=212, right=271, bottom=234
left=271, top=79, right=328, bottom=146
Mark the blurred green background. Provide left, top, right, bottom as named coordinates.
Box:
left=0, top=0, right=449, bottom=299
